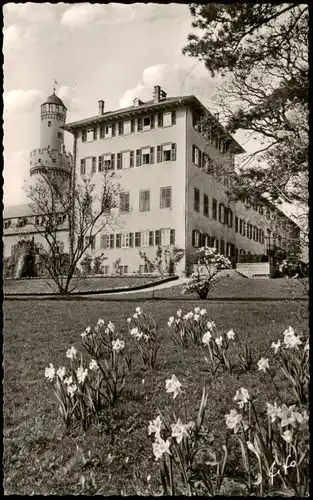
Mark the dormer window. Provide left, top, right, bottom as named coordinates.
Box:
left=4, top=220, right=11, bottom=229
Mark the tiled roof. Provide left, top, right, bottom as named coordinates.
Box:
left=3, top=204, right=39, bottom=220
left=44, top=93, right=67, bottom=108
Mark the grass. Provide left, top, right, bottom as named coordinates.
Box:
left=3, top=298, right=308, bottom=495
left=3, top=276, right=161, bottom=294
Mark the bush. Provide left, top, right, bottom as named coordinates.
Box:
left=183, top=247, right=231, bottom=299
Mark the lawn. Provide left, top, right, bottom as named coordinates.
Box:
left=3, top=276, right=161, bottom=295
left=3, top=298, right=308, bottom=495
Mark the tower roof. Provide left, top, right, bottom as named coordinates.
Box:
left=43, top=92, right=67, bottom=109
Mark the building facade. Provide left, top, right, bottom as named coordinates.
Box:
left=4, top=86, right=300, bottom=276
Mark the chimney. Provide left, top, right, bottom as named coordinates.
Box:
left=160, top=89, right=167, bottom=100
left=153, top=85, right=161, bottom=103
left=98, top=100, right=105, bottom=115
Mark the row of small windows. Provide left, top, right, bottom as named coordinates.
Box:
left=42, top=104, right=64, bottom=114
left=235, top=217, right=265, bottom=244
left=191, top=230, right=236, bottom=257
left=81, top=228, right=176, bottom=250
left=80, top=143, right=177, bottom=174
left=193, top=190, right=234, bottom=226
left=4, top=214, right=67, bottom=229
left=118, top=187, right=172, bottom=213
left=192, top=145, right=233, bottom=188
left=81, top=110, right=176, bottom=143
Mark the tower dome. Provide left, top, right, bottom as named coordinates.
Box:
left=44, top=93, right=67, bottom=109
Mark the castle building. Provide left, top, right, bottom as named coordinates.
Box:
left=4, top=85, right=300, bottom=276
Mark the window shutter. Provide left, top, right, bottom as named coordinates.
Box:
left=158, top=113, right=163, bottom=127
left=100, top=127, right=104, bottom=139
left=192, top=230, right=196, bottom=247
left=80, top=159, right=84, bottom=175
left=110, top=154, right=115, bottom=170
left=93, top=128, right=97, bottom=140
left=131, top=119, right=135, bottom=133
left=116, top=234, right=121, bottom=248
left=198, top=149, right=202, bottom=168
left=171, top=143, right=176, bottom=161
left=117, top=153, right=122, bottom=169
left=92, top=157, right=96, bottom=173
left=98, top=156, right=103, bottom=172
left=130, top=150, right=134, bottom=167
left=155, top=230, right=160, bottom=246
left=151, top=115, right=155, bottom=129
left=118, top=122, right=123, bottom=135
left=170, top=229, right=175, bottom=245
left=100, top=234, right=106, bottom=249
left=192, top=145, right=196, bottom=163
left=135, top=232, right=140, bottom=247
left=149, top=231, right=154, bottom=246
left=157, top=145, right=162, bottom=163
left=171, top=110, right=176, bottom=125
left=136, top=149, right=142, bottom=166
left=129, top=232, right=134, bottom=247
left=150, top=147, right=154, bottom=164
left=110, top=234, right=114, bottom=248
left=137, top=118, right=142, bottom=131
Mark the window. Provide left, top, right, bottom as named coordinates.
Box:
left=124, top=121, right=131, bottom=135
left=103, top=266, right=109, bottom=275
left=259, top=230, right=264, bottom=244
left=163, top=144, right=171, bottom=161
left=4, top=220, right=11, bottom=229
left=102, top=153, right=114, bottom=171
left=105, top=125, right=112, bottom=138
left=92, top=156, right=97, bottom=173
left=194, top=231, right=200, bottom=248
left=142, top=147, right=154, bottom=165
left=163, top=112, right=172, bottom=127
left=247, top=223, right=253, bottom=239
left=194, top=188, right=200, bottom=212
left=160, top=187, right=172, bottom=209
left=192, top=145, right=200, bottom=166
left=49, top=104, right=53, bottom=112
left=118, top=122, right=124, bottom=135
left=52, top=158, right=56, bottom=164
left=141, top=231, right=149, bottom=247
left=161, top=228, right=171, bottom=245
left=57, top=214, right=66, bottom=225
left=82, top=130, right=87, bottom=142
left=235, top=216, right=239, bottom=233
left=219, top=203, right=225, bottom=224
left=87, top=129, right=93, bottom=142
left=100, top=234, right=111, bottom=249
left=48, top=121, right=51, bottom=127
left=80, top=159, right=86, bottom=175
left=121, top=232, right=131, bottom=248
left=143, top=116, right=152, bottom=131
left=139, top=190, right=150, bottom=211
left=240, top=219, right=246, bottom=236
left=123, top=266, right=128, bottom=275
left=85, top=236, right=96, bottom=250
left=220, top=239, right=225, bottom=255
left=212, top=199, right=217, bottom=220
left=203, top=194, right=209, bottom=217
left=57, top=132, right=62, bottom=139
left=253, top=226, right=259, bottom=242
left=226, top=208, right=233, bottom=228
left=120, top=192, right=130, bottom=212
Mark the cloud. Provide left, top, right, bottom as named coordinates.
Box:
left=3, top=24, right=35, bottom=50
left=57, top=86, right=83, bottom=113
left=4, top=89, right=45, bottom=114
left=4, top=3, right=56, bottom=24
left=3, top=150, right=31, bottom=206
left=119, top=63, right=215, bottom=108
left=60, top=3, right=105, bottom=30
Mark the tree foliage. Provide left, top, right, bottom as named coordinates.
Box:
left=183, top=3, right=308, bottom=208
left=23, top=169, right=120, bottom=294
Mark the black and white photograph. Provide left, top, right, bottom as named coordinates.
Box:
left=3, top=2, right=309, bottom=496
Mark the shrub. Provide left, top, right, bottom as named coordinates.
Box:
left=183, top=247, right=231, bottom=299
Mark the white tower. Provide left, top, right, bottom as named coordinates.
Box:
left=29, top=85, right=73, bottom=187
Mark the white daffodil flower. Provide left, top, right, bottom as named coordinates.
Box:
left=66, top=346, right=78, bottom=360
left=76, top=366, right=88, bottom=384
left=227, top=329, right=235, bottom=340
left=56, top=366, right=66, bottom=380
left=165, top=374, right=182, bottom=399
left=234, top=387, right=250, bottom=409
left=89, top=359, right=98, bottom=371
left=45, top=363, right=55, bottom=381
left=112, top=339, right=125, bottom=352
left=257, top=357, right=269, bottom=372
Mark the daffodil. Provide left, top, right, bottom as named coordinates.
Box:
left=202, top=331, right=212, bottom=346
left=67, top=384, right=77, bottom=397
left=215, top=336, right=223, bottom=347
left=171, top=418, right=189, bottom=443
left=97, top=319, right=105, bottom=327
left=165, top=374, right=182, bottom=399
left=277, top=404, right=297, bottom=427
left=152, top=437, right=171, bottom=460
left=107, top=321, right=115, bottom=333
left=200, top=308, right=207, bottom=316
left=148, top=415, right=162, bottom=438
left=126, top=317, right=131, bottom=324
left=257, top=357, right=269, bottom=372
left=225, top=409, right=243, bottom=434
left=89, top=359, right=98, bottom=371
left=266, top=402, right=280, bottom=423
left=76, top=366, right=88, bottom=384
left=234, top=387, right=250, bottom=409
left=66, top=346, right=78, bottom=360
left=206, top=321, right=216, bottom=330
left=271, top=340, right=281, bottom=353
left=45, top=363, right=55, bottom=381
left=112, top=339, right=125, bottom=352
left=64, top=376, right=73, bottom=386
left=56, top=366, right=66, bottom=380
left=176, top=309, right=182, bottom=317
left=135, top=307, right=143, bottom=315
left=168, top=316, right=175, bottom=327
left=227, top=329, right=235, bottom=340
left=282, top=430, right=293, bottom=443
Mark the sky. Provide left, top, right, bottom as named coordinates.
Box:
left=2, top=2, right=301, bottom=223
